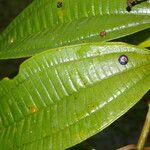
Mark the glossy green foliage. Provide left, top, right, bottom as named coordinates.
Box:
left=0, top=43, right=149, bottom=150
left=0, top=0, right=150, bottom=59
left=139, top=37, right=150, bottom=47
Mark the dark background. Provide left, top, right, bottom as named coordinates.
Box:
left=0, top=1, right=149, bottom=149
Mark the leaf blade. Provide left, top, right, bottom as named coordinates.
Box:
left=0, top=0, right=150, bottom=59
left=139, top=37, right=150, bottom=48
left=0, top=42, right=150, bottom=149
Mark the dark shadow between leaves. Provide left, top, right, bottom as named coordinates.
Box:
left=111, top=28, right=150, bottom=46
left=0, top=58, right=28, bottom=80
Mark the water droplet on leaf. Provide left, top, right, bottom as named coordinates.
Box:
left=10, top=38, right=14, bottom=44
left=118, top=55, right=128, bottom=65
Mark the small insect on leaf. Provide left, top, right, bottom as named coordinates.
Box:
left=118, top=55, right=129, bottom=65
left=126, top=0, right=135, bottom=12
left=57, top=1, right=63, bottom=8
left=126, top=0, right=148, bottom=12
left=127, top=0, right=136, bottom=7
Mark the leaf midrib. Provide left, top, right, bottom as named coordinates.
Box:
left=1, top=12, right=149, bottom=48
left=16, top=51, right=150, bottom=85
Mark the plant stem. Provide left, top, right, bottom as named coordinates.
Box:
left=136, top=101, right=150, bottom=150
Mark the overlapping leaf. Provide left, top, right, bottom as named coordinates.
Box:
left=113, top=28, right=150, bottom=48
left=0, top=0, right=150, bottom=59
left=0, top=42, right=149, bottom=150
left=139, top=37, right=150, bottom=48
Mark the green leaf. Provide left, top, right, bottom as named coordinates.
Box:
left=138, top=37, right=150, bottom=48
left=0, top=0, right=150, bottom=59
left=0, top=42, right=149, bottom=150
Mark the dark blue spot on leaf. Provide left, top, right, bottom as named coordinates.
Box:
left=118, top=55, right=128, bottom=65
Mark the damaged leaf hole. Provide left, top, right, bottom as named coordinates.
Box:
left=57, top=1, right=63, bottom=8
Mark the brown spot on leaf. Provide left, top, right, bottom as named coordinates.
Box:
left=99, top=31, right=107, bottom=37
left=29, top=106, right=38, bottom=113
